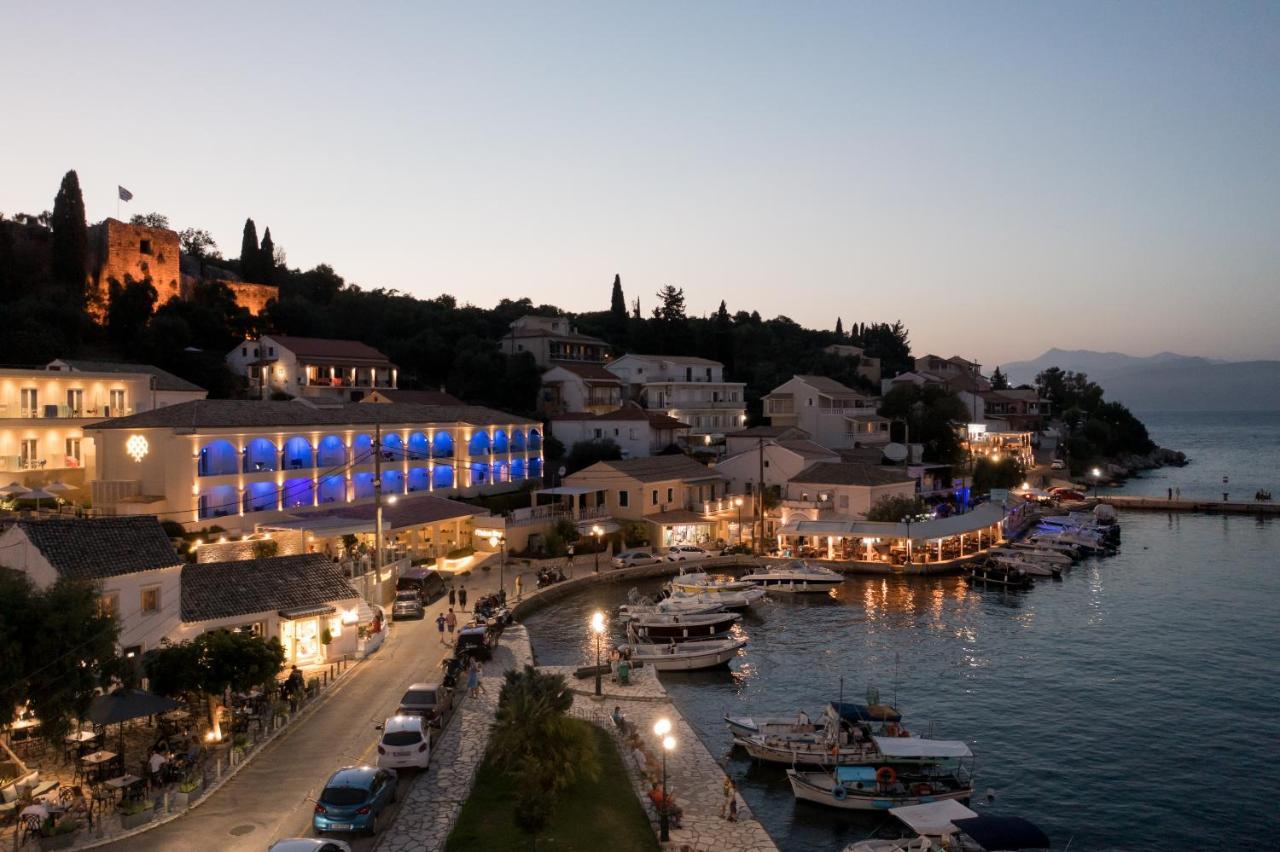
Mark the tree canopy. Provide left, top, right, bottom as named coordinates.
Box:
left=878, top=383, right=969, bottom=463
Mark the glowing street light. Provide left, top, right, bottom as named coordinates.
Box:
left=1091, top=467, right=1102, bottom=498
left=592, top=524, right=603, bottom=573
left=591, top=610, right=606, bottom=696
left=734, top=496, right=744, bottom=545
left=653, top=718, right=676, bottom=841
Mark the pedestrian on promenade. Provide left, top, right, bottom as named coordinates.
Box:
left=448, top=586, right=456, bottom=607
left=1175, top=487, right=1181, bottom=500
left=720, top=777, right=737, bottom=819
left=474, top=661, right=486, bottom=695
left=458, top=587, right=468, bottom=609
left=436, top=612, right=447, bottom=645
left=466, top=658, right=480, bottom=698
left=514, top=574, right=522, bottom=600
left=1168, top=487, right=1173, bottom=501
left=445, top=607, right=457, bottom=638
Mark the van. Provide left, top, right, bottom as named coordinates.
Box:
left=396, top=567, right=447, bottom=604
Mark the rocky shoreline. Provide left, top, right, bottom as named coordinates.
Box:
left=1100, top=446, right=1188, bottom=481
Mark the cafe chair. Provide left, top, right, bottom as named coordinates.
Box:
left=19, top=813, right=44, bottom=847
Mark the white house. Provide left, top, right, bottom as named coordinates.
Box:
left=715, top=439, right=838, bottom=496
left=226, top=335, right=397, bottom=402
left=762, top=375, right=888, bottom=449
left=0, top=516, right=183, bottom=656
left=539, top=363, right=624, bottom=415
left=548, top=405, right=689, bottom=458
left=500, top=315, right=610, bottom=368
left=605, top=355, right=747, bottom=439
left=722, top=425, right=811, bottom=457
left=782, top=462, right=918, bottom=522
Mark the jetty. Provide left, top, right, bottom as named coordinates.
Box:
left=1103, top=496, right=1280, bottom=516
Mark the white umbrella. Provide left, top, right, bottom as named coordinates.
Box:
left=45, top=481, right=78, bottom=494
left=0, top=481, right=31, bottom=497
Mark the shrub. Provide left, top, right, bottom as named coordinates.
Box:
left=446, top=546, right=475, bottom=560
left=866, top=494, right=929, bottom=522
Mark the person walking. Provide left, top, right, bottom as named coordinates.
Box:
left=1175, top=487, right=1181, bottom=501
left=445, top=607, right=457, bottom=639
left=514, top=573, right=523, bottom=601
left=720, top=777, right=737, bottom=819
left=458, top=586, right=468, bottom=609
left=1167, top=487, right=1173, bottom=501
left=474, top=660, right=486, bottom=695
left=448, top=586, right=456, bottom=607
left=466, top=658, right=480, bottom=698
left=435, top=612, right=447, bottom=645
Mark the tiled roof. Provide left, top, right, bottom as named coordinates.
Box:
left=505, top=329, right=607, bottom=344
left=546, top=363, right=623, bottom=382
left=616, top=354, right=723, bottom=367
left=794, top=375, right=869, bottom=397
left=264, top=336, right=393, bottom=365
left=790, top=461, right=915, bottom=487
left=645, top=412, right=690, bottom=430
left=49, top=360, right=206, bottom=393
left=17, top=517, right=180, bottom=581
left=726, top=425, right=810, bottom=439
left=87, top=399, right=536, bottom=430
left=372, top=389, right=464, bottom=406
left=572, top=454, right=722, bottom=484
left=775, top=439, right=841, bottom=460
left=181, top=554, right=358, bottom=622
left=837, top=447, right=888, bottom=464
left=290, top=493, right=483, bottom=528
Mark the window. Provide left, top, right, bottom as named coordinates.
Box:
left=705, top=368, right=712, bottom=380
left=139, top=239, right=152, bottom=255
left=839, top=495, right=849, bottom=509
left=65, top=438, right=81, bottom=463
left=666, top=487, right=673, bottom=502
left=619, top=490, right=630, bottom=508
left=20, top=387, right=37, bottom=416
left=66, top=388, right=83, bottom=414
left=268, top=346, right=275, bottom=356
left=651, top=489, right=658, bottom=506
left=685, top=367, right=693, bottom=381
left=140, top=587, right=161, bottom=614
left=109, top=389, right=125, bottom=412
left=122, top=645, right=142, bottom=660
left=242, top=347, right=247, bottom=357
left=19, top=439, right=38, bottom=468
left=98, top=593, right=120, bottom=619
left=763, top=459, right=770, bottom=468
left=593, top=428, right=603, bottom=439
left=613, top=428, right=619, bottom=437
left=807, top=397, right=814, bottom=406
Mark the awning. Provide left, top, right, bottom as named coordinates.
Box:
left=278, top=604, right=336, bottom=619
left=951, top=815, right=1051, bottom=850
left=779, top=503, right=1006, bottom=541
left=872, top=736, right=973, bottom=759
left=890, top=800, right=978, bottom=836
left=829, top=702, right=902, bottom=724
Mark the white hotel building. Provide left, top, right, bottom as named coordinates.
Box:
left=86, top=400, right=542, bottom=532
left=605, top=354, right=747, bottom=439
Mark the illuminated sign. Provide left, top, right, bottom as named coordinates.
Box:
left=126, top=434, right=149, bottom=462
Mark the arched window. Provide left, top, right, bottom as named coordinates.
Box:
left=511, top=429, right=526, bottom=452
left=244, top=481, right=277, bottom=513
left=492, top=429, right=509, bottom=453
left=528, top=429, right=542, bottom=451
left=468, top=431, right=490, bottom=457
left=283, top=436, right=313, bottom=470
left=432, top=464, right=454, bottom=490
left=352, top=472, right=375, bottom=501
left=282, top=477, right=314, bottom=509
left=408, top=432, right=429, bottom=460
left=382, top=469, right=405, bottom=495
left=470, top=461, right=489, bottom=486
left=199, top=485, right=238, bottom=519
left=381, top=433, right=404, bottom=462
left=432, top=431, right=454, bottom=458
left=510, top=458, right=526, bottom=481
left=351, top=434, right=374, bottom=465
left=317, top=475, right=346, bottom=504
left=316, top=435, right=345, bottom=468
left=244, top=438, right=278, bottom=473
left=408, top=468, right=429, bottom=492
left=198, top=440, right=238, bottom=477
left=528, top=457, right=543, bottom=480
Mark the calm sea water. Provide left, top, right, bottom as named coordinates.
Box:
left=1118, top=410, right=1280, bottom=501
left=524, top=413, right=1280, bottom=851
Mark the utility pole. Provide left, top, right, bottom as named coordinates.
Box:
left=374, top=422, right=383, bottom=602
left=756, top=438, right=765, bottom=555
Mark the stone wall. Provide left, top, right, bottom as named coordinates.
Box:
left=194, top=530, right=306, bottom=563
left=218, top=280, right=279, bottom=316
left=86, top=218, right=185, bottom=320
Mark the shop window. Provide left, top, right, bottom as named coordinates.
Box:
left=99, top=593, right=120, bottom=619
left=140, top=586, right=161, bottom=614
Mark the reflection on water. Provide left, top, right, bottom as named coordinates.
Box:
left=524, top=513, right=1280, bottom=851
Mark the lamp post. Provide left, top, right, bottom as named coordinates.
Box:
left=654, top=718, right=674, bottom=841
left=1091, top=467, right=1102, bottom=499
left=591, top=610, right=606, bottom=695
left=592, top=524, right=603, bottom=573
left=489, top=533, right=507, bottom=598
left=734, top=496, right=744, bottom=546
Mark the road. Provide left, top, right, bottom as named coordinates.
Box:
left=108, top=565, right=512, bottom=852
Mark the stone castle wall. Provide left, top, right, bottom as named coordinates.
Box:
left=86, top=218, right=185, bottom=318
left=218, top=280, right=278, bottom=316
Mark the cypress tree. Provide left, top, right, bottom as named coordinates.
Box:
left=609, top=274, right=626, bottom=317
left=258, top=227, right=275, bottom=284
left=239, top=218, right=259, bottom=280
left=51, top=170, right=88, bottom=304
left=835, top=317, right=844, bottom=339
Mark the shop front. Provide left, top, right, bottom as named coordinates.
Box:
left=279, top=605, right=337, bottom=665
left=651, top=509, right=720, bottom=547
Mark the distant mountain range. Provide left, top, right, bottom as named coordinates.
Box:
left=1000, top=348, right=1280, bottom=412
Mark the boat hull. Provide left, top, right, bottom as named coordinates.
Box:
left=734, top=735, right=885, bottom=767
left=743, top=577, right=843, bottom=594
left=787, top=769, right=972, bottom=812
left=629, top=638, right=747, bottom=671
left=629, top=613, right=741, bottom=641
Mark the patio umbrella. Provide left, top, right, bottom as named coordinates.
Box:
left=45, top=481, right=78, bottom=495
left=87, top=689, right=181, bottom=768
left=18, top=488, right=56, bottom=511
left=0, top=481, right=30, bottom=497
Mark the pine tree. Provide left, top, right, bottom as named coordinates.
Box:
left=258, top=227, right=275, bottom=284
left=608, top=274, right=627, bottom=339
left=654, top=285, right=686, bottom=322
left=239, top=218, right=259, bottom=281
left=835, top=317, right=844, bottom=339
left=51, top=170, right=88, bottom=305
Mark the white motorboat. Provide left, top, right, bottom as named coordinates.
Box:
left=668, top=571, right=758, bottom=595
left=1020, top=535, right=1083, bottom=558
left=740, top=560, right=844, bottom=594
left=617, top=595, right=724, bottom=621
left=788, top=764, right=973, bottom=811
left=845, top=800, right=1051, bottom=852
left=626, top=610, right=741, bottom=641
left=664, top=587, right=766, bottom=611
left=725, top=699, right=901, bottom=739
left=734, top=705, right=925, bottom=767
left=621, top=636, right=747, bottom=671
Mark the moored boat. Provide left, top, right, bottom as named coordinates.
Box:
left=627, top=610, right=741, bottom=641
left=987, top=552, right=1061, bottom=578
left=725, top=700, right=900, bottom=740
left=620, top=635, right=747, bottom=671
left=668, top=571, right=758, bottom=596
left=845, top=800, right=1051, bottom=852
left=787, top=763, right=973, bottom=811
left=741, top=560, right=844, bottom=594
left=966, top=561, right=1033, bottom=589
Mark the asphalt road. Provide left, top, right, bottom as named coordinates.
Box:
left=108, top=568, right=506, bottom=852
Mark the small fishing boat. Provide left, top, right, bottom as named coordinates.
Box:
left=1004, top=542, right=1075, bottom=566
left=627, top=610, right=741, bottom=641
left=787, top=762, right=973, bottom=811
left=735, top=708, right=945, bottom=768
left=668, top=571, right=758, bottom=596
left=966, top=561, right=1033, bottom=589
left=845, top=801, right=1051, bottom=852
left=620, top=635, right=747, bottom=671
left=986, top=552, right=1061, bottom=578
left=725, top=700, right=900, bottom=740
left=740, top=560, right=844, bottom=594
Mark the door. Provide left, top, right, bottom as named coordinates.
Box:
left=20, top=388, right=37, bottom=418
left=66, top=389, right=84, bottom=416
left=292, top=618, right=321, bottom=663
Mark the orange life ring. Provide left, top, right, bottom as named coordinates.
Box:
left=913, top=783, right=931, bottom=796
left=875, top=767, right=897, bottom=786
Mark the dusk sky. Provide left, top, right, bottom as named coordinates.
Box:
left=5, top=2, right=1278, bottom=367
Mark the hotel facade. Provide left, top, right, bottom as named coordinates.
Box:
left=86, top=400, right=542, bottom=532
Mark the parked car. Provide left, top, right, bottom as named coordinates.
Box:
left=376, top=715, right=431, bottom=770
left=665, top=544, right=712, bottom=562
left=395, top=568, right=447, bottom=604
left=1050, top=459, right=1066, bottom=470
left=390, top=590, right=424, bottom=620
left=312, top=765, right=397, bottom=836
left=455, top=624, right=494, bottom=660
left=270, top=840, right=352, bottom=852
left=611, top=550, right=660, bottom=569
left=396, top=682, right=452, bottom=727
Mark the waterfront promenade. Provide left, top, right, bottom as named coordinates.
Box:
left=1103, top=495, right=1280, bottom=515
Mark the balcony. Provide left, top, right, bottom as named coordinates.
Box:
left=0, top=404, right=131, bottom=419
left=0, top=455, right=83, bottom=472
left=782, top=496, right=834, bottom=510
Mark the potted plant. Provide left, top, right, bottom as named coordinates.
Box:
left=118, top=798, right=155, bottom=830
left=172, top=773, right=202, bottom=809
left=39, top=816, right=81, bottom=850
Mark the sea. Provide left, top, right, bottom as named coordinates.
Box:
left=523, top=411, right=1280, bottom=851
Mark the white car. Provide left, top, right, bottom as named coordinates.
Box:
left=612, top=550, right=660, bottom=569
left=665, top=545, right=712, bottom=562
left=1050, top=459, right=1066, bottom=470
left=376, top=715, right=431, bottom=770
left=269, top=840, right=352, bottom=852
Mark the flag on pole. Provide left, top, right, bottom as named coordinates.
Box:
left=118, top=186, right=133, bottom=202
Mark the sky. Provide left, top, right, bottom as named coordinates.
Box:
left=4, top=1, right=1279, bottom=367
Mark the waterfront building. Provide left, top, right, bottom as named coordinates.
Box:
left=539, top=363, right=625, bottom=415
left=822, top=343, right=882, bottom=383
left=500, top=315, right=610, bottom=368
left=780, top=462, right=918, bottom=524
left=762, top=375, right=889, bottom=449
left=716, top=439, right=838, bottom=496
left=226, top=335, right=398, bottom=402
left=0, top=361, right=206, bottom=486
left=84, top=400, right=542, bottom=532
left=548, top=405, right=689, bottom=459
left=605, top=354, right=747, bottom=440
left=981, top=388, right=1050, bottom=432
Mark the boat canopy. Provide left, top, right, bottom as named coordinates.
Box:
left=889, top=800, right=978, bottom=836
left=828, top=702, right=902, bottom=724
left=872, top=736, right=973, bottom=758
left=835, top=766, right=878, bottom=784
left=951, top=815, right=1051, bottom=850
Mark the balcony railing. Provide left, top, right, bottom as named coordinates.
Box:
left=0, top=404, right=131, bottom=419
left=782, top=497, right=834, bottom=510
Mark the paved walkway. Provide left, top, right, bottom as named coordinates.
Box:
left=548, top=664, right=779, bottom=852
left=374, top=625, right=533, bottom=852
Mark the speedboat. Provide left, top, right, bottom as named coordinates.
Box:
left=617, top=595, right=725, bottom=621
left=845, top=800, right=1051, bottom=852
left=740, top=560, right=844, bottom=594
left=668, top=571, right=758, bottom=595
left=1004, top=543, right=1074, bottom=566
left=626, top=610, right=741, bottom=641
left=665, top=587, right=766, bottom=611
left=620, top=636, right=747, bottom=671
left=788, top=762, right=973, bottom=811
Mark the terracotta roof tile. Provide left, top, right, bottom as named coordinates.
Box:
left=16, top=517, right=180, bottom=581
left=181, top=554, right=358, bottom=622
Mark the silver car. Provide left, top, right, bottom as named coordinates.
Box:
left=391, top=590, right=423, bottom=620
left=611, top=550, right=660, bottom=569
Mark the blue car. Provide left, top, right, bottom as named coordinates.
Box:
left=313, top=765, right=397, bottom=836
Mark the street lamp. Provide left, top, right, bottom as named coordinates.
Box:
left=591, top=610, right=605, bottom=696
left=592, top=524, right=603, bottom=573
left=1091, top=467, right=1102, bottom=499
left=734, top=496, right=744, bottom=545
left=489, top=533, right=506, bottom=598
left=653, top=718, right=674, bottom=841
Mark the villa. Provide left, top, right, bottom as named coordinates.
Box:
left=605, top=354, right=747, bottom=440
left=501, top=315, right=611, bottom=368
left=762, top=375, right=889, bottom=449
left=226, top=335, right=398, bottom=402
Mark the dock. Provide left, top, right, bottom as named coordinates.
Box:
left=1103, top=496, right=1280, bottom=516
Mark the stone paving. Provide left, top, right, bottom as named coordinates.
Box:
left=373, top=624, right=533, bottom=852
left=550, top=664, right=780, bottom=852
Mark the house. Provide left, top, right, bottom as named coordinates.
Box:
left=0, top=361, right=206, bottom=487
left=548, top=404, right=689, bottom=458
left=85, top=399, right=541, bottom=532
left=822, top=344, right=882, bottom=383
left=0, top=516, right=183, bottom=655
left=361, top=389, right=463, bottom=406
left=762, top=375, right=888, bottom=449
left=715, top=439, right=839, bottom=496
left=176, top=554, right=361, bottom=666
left=500, top=315, right=610, bottom=368
left=913, top=354, right=984, bottom=381
left=562, top=455, right=730, bottom=547
left=226, top=335, right=397, bottom=402
left=539, top=363, right=625, bottom=415
left=981, top=388, right=1049, bottom=432
left=723, top=425, right=811, bottom=457
left=605, top=355, right=747, bottom=440
left=782, top=462, right=917, bottom=522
